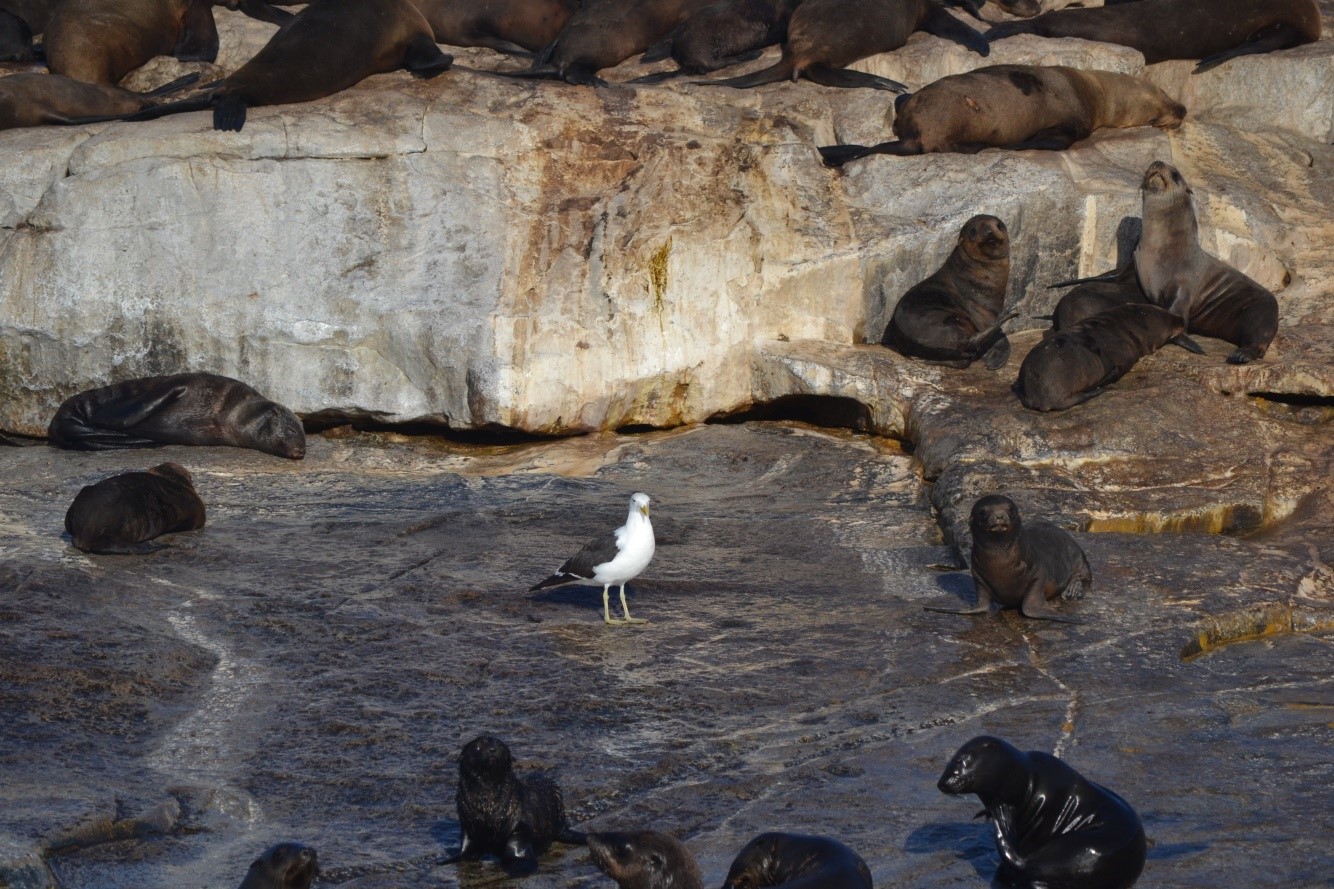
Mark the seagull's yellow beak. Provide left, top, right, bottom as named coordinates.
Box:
left=640, top=504, right=650, bottom=517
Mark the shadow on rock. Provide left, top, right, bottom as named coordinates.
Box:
left=904, top=820, right=994, bottom=880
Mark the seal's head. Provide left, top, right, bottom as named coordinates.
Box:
left=238, top=842, right=317, bottom=889
left=459, top=734, right=515, bottom=782
left=149, top=462, right=194, bottom=485
left=970, top=494, right=1021, bottom=542
left=587, top=831, right=701, bottom=889
left=252, top=401, right=307, bottom=460
left=960, top=215, right=1010, bottom=263
left=1141, top=160, right=1191, bottom=198
left=937, top=735, right=1023, bottom=796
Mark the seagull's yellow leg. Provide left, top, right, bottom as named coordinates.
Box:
left=603, top=585, right=625, bottom=625
left=619, top=584, right=648, bottom=624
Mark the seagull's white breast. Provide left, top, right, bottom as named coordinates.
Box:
left=591, top=513, right=655, bottom=586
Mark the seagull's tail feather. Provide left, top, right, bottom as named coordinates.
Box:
left=529, top=572, right=580, bottom=592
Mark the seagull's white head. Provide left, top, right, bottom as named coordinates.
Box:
left=630, top=492, right=651, bottom=517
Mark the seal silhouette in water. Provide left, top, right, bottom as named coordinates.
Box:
left=444, top=735, right=585, bottom=875
left=927, top=495, right=1090, bottom=622
left=587, top=830, right=703, bottom=889
left=65, top=463, right=206, bottom=554
left=49, top=372, right=306, bottom=459
left=938, top=736, right=1147, bottom=889
left=237, top=842, right=318, bottom=889
left=722, top=832, right=873, bottom=889
left=882, top=215, right=1015, bottom=370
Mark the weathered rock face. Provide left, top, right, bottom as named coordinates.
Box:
left=1, top=7, right=1331, bottom=435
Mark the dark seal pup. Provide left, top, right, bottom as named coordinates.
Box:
left=588, top=830, right=703, bottom=889
left=0, top=72, right=198, bottom=130
left=938, top=736, right=1147, bottom=889
left=445, top=735, right=585, bottom=874
left=411, top=0, right=579, bottom=54
left=820, top=64, right=1183, bottom=165
left=110, top=0, right=452, bottom=131
left=1047, top=265, right=1147, bottom=331
left=43, top=0, right=222, bottom=86
left=722, top=833, right=873, bottom=889
left=237, top=842, right=318, bottom=889
left=882, top=215, right=1015, bottom=370
left=1134, top=160, right=1279, bottom=364
left=927, top=495, right=1090, bottom=622
left=48, top=372, right=306, bottom=459
left=65, top=462, right=207, bottom=555
left=707, top=0, right=989, bottom=91
left=985, top=0, right=1322, bottom=73
left=1015, top=303, right=1196, bottom=411
left=632, top=0, right=800, bottom=83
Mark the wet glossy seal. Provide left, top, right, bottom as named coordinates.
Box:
left=412, top=0, right=578, bottom=54
left=587, top=830, right=703, bottom=889
left=938, top=736, right=1147, bottom=889
left=984, top=0, right=1322, bottom=73
left=819, top=64, right=1184, bottom=165
left=43, top=0, right=221, bottom=86
left=927, top=495, right=1090, bottom=622
left=237, top=842, right=318, bottom=889
left=1015, top=303, right=1199, bottom=411
left=48, top=372, right=306, bottom=459
left=445, top=735, right=585, bottom=874
left=881, top=215, right=1015, bottom=369
left=64, top=462, right=207, bottom=554
left=722, top=832, right=873, bottom=889
left=632, top=0, right=800, bottom=83
left=0, top=71, right=197, bottom=129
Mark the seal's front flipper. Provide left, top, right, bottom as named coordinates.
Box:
left=174, top=0, right=221, bottom=62
left=921, top=4, right=989, bottom=55
left=88, top=384, right=190, bottom=430
left=1020, top=588, right=1080, bottom=623
left=1004, top=126, right=1081, bottom=151
left=640, top=38, right=673, bottom=63
left=1193, top=24, right=1305, bottom=74
left=982, top=335, right=1011, bottom=370
left=818, top=140, right=918, bottom=167
left=404, top=35, right=453, bottom=78
left=501, top=828, right=539, bottom=876
left=1168, top=334, right=1205, bottom=354
left=234, top=0, right=296, bottom=26
left=1049, top=265, right=1133, bottom=289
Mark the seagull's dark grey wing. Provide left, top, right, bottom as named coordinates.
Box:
left=558, top=530, right=622, bottom=577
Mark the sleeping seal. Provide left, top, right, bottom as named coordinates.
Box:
left=43, top=0, right=222, bottom=86
left=632, top=0, right=800, bottom=82
left=410, top=0, right=579, bottom=54
left=65, top=463, right=206, bottom=554
left=722, top=833, right=873, bottom=889
left=0, top=71, right=198, bottom=129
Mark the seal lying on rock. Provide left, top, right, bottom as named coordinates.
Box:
left=0, top=71, right=198, bottom=129
left=48, top=372, right=306, bottom=459
left=819, top=65, right=1184, bottom=165
left=238, top=843, right=318, bottom=889
left=412, top=0, right=579, bottom=54
left=1046, top=265, right=1146, bottom=331
left=938, top=736, right=1147, bottom=889
left=445, top=735, right=586, bottom=874
left=927, top=494, right=1090, bottom=622
left=882, top=215, right=1015, bottom=370
left=1015, top=303, right=1197, bottom=411
left=588, top=831, right=703, bottom=889
left=722, top=833, right=874, bottom=889
left=984, top=0, right=1322, bottom=73
left=631, top=0, right=800, bottom=83
left=43, top=0, right=222, bottom=86
left=705, top=0, right=989, bottom=91
left=64, top=462, right=206, bottom=554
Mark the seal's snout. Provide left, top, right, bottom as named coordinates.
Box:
left=987, top=517, right=1011, bottom=534
left=1141, top=160, right=1179, bottom=193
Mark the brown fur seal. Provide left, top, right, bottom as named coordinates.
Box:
left=237, top=842, right=318, bottom=889
left=722, top=833, right=873, bottom=889
left=48, top=372, right=306, bottom=458
left=706, top=0, right=988, bottom=91
left=43, top=0, right=222, bottom=86
left=0, top=71, right=198, bottom=129
left=882, top=215, right=1015, bottom=370
left=820, top=64, right=1183, bottom=165
left=0, top=0, right=57, bottom=60
left=939, top=737, right=1146, bottom=889
left=927, top=494, right=1090, bottom=622
left=410, top=0, right=578, bottom=54
left=64, top=463, right=206, bottom=554
left=1133, top=160, right=1279, bottom=364
left=445, top=735, right=586, bottom=875
left=631, top=0, right=800, bottom=83
left=985, top=0, right=1322, bottom=73
left=587, top=831, right=703, bottom=889
left=1015, top=302, right=1193, bottom=411
left=1046, top=265, right=1146, bottom=331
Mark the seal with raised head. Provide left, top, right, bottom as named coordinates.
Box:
left=0, top=71, right=198, bottom=129
left=445, top=735, right=585, bottom=874
left=632, top=0, right=800, bottom=83
left=48, top=372, right=306, bottom=459
left=1015, top=303, right=1200, bottom=410
left=819, top=64, right=1184, bottom=165
left=722, top=833, right=873, bottom=889
left=411, top=0, right=579, bottom=54
left=882, top=215, right=1015, bottom=370
left=108, top=0, right=452, bottom=131
left=0, top=0, right=57, bottom=60
left=927, top=494, right=1090, bottom=622
left=984, top=0, right=1321, bottom=72
left=706, top=0, right=988, bottom=91
left=64, top=462, right=207, bottom=555
left=43, top=0, right=222, bottom=86
left=938, top=736, right=1147, bottom=889
left=1133, top=160, right=1279, bottom=364
left=587, top=831, right=703, bottom=889
left=237, top=842, right=318, bottom=889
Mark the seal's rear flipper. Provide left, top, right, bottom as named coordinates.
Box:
left=982, top=335, right=1011, bottom=370
left=702, top=57, right=794, bottom=88
left=1225, top=345, right=1264, bottom=365
left=803, top=64, right=908, bottom=91
left=924, top=605, right=991, bottom=616
left=139, top=73, right=202, bottom=99
left=404, top=36, right=453, bottom=78
left=818, top=141, right=918, bottom=166
left=234, top=0, right=296, bottom=26
left=630, top=68, right=684, bottom=84
left=1049, top=265, right=1133, bottom=288
left=640, top=38, right=673, bottom=63
left=983, top=21, right=1034, bottom=42
left=922, top=4, right=990, bottom=56
left=1193, top=23, right=1306, bottom=74
left=1168, top=334, right=1205, bottom=355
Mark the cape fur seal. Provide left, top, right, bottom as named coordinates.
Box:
left=722, top=833, right=873, bottom=889
left=819, top=65, right=1184, bottom=165
left=43, top=0, right=222, bottom=86
left=632, top=0, right=800, bottom=83
left=0, top=71, right=198, bottom=129
left=1133, top=161, right=1279, bottom=364
left=1046, top=265, right=1146, bottom=331
left=587, top=831, right=703, bottom=889
left=927, top=495, right=1090, bottom=622
left=1015, top=303, right=1194, bottom=411
left=984, top=0, right=1322, bottom=73
left=939, top=736, right=1147, bottom=889
left=411, top=0, right=579, bottom=54
left=446, top=735, right=586, bottom=874
left=237, top=842, right=318, bottom=889
left=882, top=215, right=1015, bottom=370
left=48, top=372, right=306, bottom=459
left=64, top=463, right=206, bottom=554
left=707, top=0, right=988, bottom=91
left=0, top=0, right=57, bottom=60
